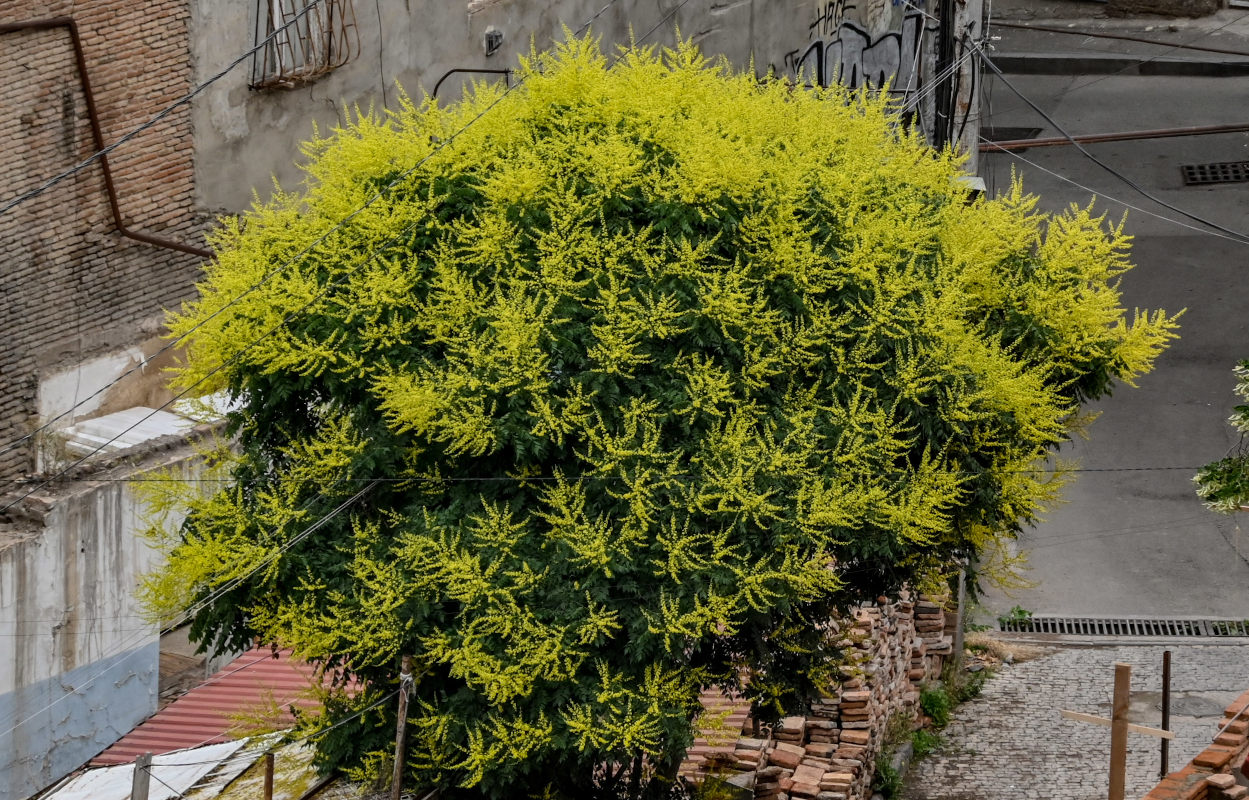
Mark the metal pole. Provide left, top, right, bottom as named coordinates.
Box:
left=264, top=751, right=275, bottom=800
left=391, top=655, right=413, bottom=800
left=131, top=753, right=152, bottom=800
left=1160, top=651, right=1171, bottom=780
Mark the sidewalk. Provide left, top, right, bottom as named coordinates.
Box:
left=902, top=641, right=1249, bottom=800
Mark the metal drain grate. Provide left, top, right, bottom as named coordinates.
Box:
left=1181, top=161, right=1249, bottom=186
left=999, top=616, right=1249, bottom=637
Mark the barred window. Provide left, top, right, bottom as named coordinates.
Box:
left=251, top=0, right=360, bottom=89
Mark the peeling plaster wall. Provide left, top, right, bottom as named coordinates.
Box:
left=0, top=644, right=159, bottom=800
left=190, top=0, right=832, bottom=213
left=0, top=449, right=205, bottom=800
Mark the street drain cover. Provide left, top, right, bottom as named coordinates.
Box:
left=1181, top=161, right=1249, bottom=185
left=998, top=615, right=1249, bottom=637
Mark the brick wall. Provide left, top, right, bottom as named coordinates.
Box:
left=1143, top=691, right=1249, bottom=800
left=0, top=0, right=203, bottom=481
left=681, top=594, right=952, bottom=800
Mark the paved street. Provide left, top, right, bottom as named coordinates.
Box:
left=973, top=7, right=1249, bottom=620
left=903, top=643, right=1249, bottom=800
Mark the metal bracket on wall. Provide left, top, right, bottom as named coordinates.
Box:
left=0, top=18, right=211, bottom=258
left=431, top=67, right=513, bottom=100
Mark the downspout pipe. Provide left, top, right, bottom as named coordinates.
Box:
left=0, top=17, right=211, bottom=258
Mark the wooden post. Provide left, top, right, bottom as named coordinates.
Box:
left=391, top=655, right=413, bottom=800
left=1060, top=663, right=1174, bottom=800
left=131, top=753, right=152, bottom=800
left=951, top=564, right=967, bottom=671
left=1109, top=663, right=1131, bottom=800
left=264, top=751, right=275, bottom=800
left=1160, top=651, right=1172, bottom=779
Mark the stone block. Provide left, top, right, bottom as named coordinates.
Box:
left=792, top=764, right=825, bottom=785
left=1206, top=773, right=1236, bottom=790
left=769, top=746, right=803, bottom=769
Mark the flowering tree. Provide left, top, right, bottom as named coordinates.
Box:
left=143, top=36, right=1178, bottom=798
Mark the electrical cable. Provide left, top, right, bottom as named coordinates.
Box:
left=978, top=133, right=1249, bottom=245
left=0, top=0, right=639, bottom=472
left=993, top=20, right=1249, bottom=58
left=114, top=688, right=401, bottom=772
left=977, top=46, right=1249, bottom=245
left=986, top=8, right=1249, bottom=118
left=141, top=764, right=187, bottom=799
left=0, top=463, right=1224, bottom=484
left=0, top=0, right=334, bottom=218
left=0, top=2, right=647, bottom=512
left=0, top=0, right=683, bottom=738
left=0, top=479, right=375, bottom=738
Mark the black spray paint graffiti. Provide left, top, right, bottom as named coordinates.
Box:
left=785, top=11, right=926, bottom=93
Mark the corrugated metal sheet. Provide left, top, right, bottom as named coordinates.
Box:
left=91, top=648, right=326, bottom=766
left=47, top=741, right=247, bottom=800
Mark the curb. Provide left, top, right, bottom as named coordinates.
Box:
left=993, top=51, right=1249, bottom=75
left=992, top=632, right=1249, bottom=647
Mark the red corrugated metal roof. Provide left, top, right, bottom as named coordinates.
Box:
left=91, top=647, right=326, bottom=766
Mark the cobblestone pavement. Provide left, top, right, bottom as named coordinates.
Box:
left=902, top=642, right=1249, bottom=800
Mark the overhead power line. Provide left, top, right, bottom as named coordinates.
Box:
left=984, top=8, right=1249, bottom=117
left=979, top=133, right=1249, bottom=245
left=0, top=0, right=332, bottom=218
left=0, top=0, right=671, bottom=475
left=0, top=0, right=693, bottom=738
left=0, top=478, right=377, bottom=739
left=976, top=46, right=1249, bottom=246
left=993, top=20, right=1249, bottom=59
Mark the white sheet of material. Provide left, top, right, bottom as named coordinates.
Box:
left=45, top=740, right=248, bottom=800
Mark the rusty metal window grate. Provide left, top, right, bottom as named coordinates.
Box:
left=1181, top=161, right=1249, bottom=186
left=999, top=615, right=1249, bottom=637
left=251, top=0, right=360, bottom=90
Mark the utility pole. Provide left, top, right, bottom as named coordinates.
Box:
left=391, top=655, right=413, bottom=800
left=952, top=0, right=985, bottom=176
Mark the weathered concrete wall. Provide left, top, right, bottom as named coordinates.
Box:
left=190, top=0, right=938, bottom=212
left=0, top=444, right=206, bottom=800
